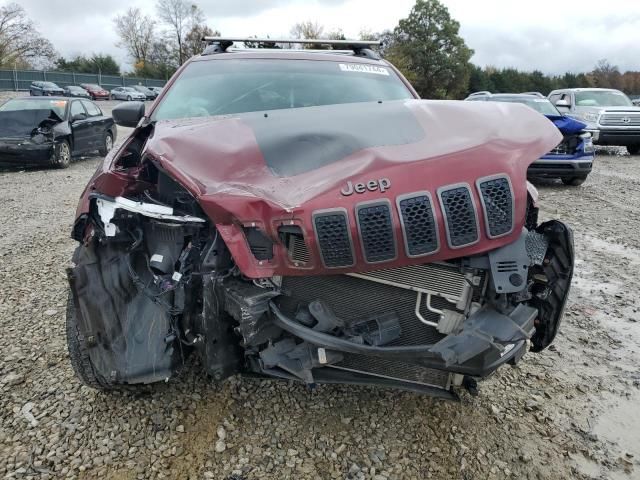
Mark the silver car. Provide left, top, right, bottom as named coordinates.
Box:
left=110, top=87, right=146, bottom=102
left=548, top=88, right=640, bottom=155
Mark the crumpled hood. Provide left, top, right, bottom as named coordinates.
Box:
left=0, top=109, right=62, bottom=138
left=147, top=99, right=561, bottom=216
left=545, top=115, right=586, bottom=135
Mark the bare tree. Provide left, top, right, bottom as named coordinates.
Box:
left=290, top=21, right=324, bottom=40
left=184, top=24, right=219, bottom=58
left=0, top=3, right=55, bottom=68
left=156, top=0, right=204, bottom=64
left=358, top=28, right=378, bottom=41
left=592, top=59, right=623, bottom=89
left=114, top=8, right=155, bottom=66
left=147, top=39, right=177, bottom=79
left=325, top=29, right=346, bottom=40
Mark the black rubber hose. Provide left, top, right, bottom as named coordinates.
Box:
left=269, top=301, right=440, bottom=359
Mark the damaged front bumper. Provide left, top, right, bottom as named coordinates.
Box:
left=241, top=221, right=574, bottom=396
left=528, top=156, right=594, bottom=178
left=269, top=301, right=534, bottom=378
left=67, top=187, right=574, bottom=399
left=0, top=139, right=54, bottom=166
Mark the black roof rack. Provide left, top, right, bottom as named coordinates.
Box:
left=201, top=37, right=382, bottom=60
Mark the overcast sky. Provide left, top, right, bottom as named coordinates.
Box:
left=18, top=0, right=640, bottom=74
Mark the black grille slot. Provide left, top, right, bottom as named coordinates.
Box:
left=398, top=194, right=438, bottom=256
left=313, top=211, right=354, bottom=268
left=439, top=186, right=478, bottom=247
left=279, top=225, right=310, bottom=265
left=356, top=202, right=396, bottom=263
left=478, top=177, right=513, bottom=237
left=243, top=227, right=274, bottom=261
left=288, top=234, right=310, bottom=264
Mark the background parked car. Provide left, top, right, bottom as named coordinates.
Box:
left=548, top=88, right=640, bottom=155
left=466, top=92, right=595, bottom=186
left=0, top=97, right=116, bottom=168
left=110, top=87, right=146, bottom=101
left=148, top=86, right=164, bottom=96
left=131, top=85, right=157, bottom=100
left=63, top=86, right=91, bottom=98
left=29, top=81, right=65, bottom=96
left=79, top=83, right=110, bottom=101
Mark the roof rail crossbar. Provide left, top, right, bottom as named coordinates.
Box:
left=201, top=37, right=382, bottom=59
left=521, top=91, right=545, bottom=98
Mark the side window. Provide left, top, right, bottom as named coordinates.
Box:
left=82, top=100, right=101, bottom=117
left=70, top=101, right=86, bottom=118
left=549, top=93, right=561, bottom=104
left=561, top=93, right=573, bottom=106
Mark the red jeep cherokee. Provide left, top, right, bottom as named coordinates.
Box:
left=66, top=39, right=573, bottom=400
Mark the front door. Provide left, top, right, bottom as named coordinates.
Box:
left=69, top=100, right=91, bottom=153
left=80, top=100, right=106, bottom=150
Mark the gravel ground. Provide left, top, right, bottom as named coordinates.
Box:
left=0, top=94, right=639, bottom=480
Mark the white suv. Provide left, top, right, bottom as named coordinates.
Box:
left=548, top=88, right=640, bottom=155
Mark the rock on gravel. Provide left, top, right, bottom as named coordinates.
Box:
left=0, top=115, right=638, bottom=479
left=2, top=373, right=25, bottom=386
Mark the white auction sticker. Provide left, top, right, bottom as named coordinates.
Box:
left=339, top=63, right=389, bottom=75
left=150, top=254, right=164, bottom=263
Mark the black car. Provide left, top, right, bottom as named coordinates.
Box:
left=63, top=86, right=91, bottom=98
left=0, top=97, right=116, bottom=168
left=29, top=81, right=65, bottom=96
left=131, top=85, right=157, bottom=100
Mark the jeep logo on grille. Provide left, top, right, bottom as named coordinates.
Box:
left=341, top=178, right=391, bottom=196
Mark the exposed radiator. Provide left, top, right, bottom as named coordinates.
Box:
left=348, top=262, right=468, bottom=301
left=279, top=262, right=478, bottom=389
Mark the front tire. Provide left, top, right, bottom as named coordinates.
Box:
left=66, top=290, right=107, bottom=390
left=126, top=95, right=132, bottom=101
left=66, top=290, right=140, bottom=391
left=53, top=140, right=71, bottom=168
left=98, top=132, right=113, bottom=157
left=561, top=176, right=587, bottom=186
left=627, top=145, right=640, bottom=155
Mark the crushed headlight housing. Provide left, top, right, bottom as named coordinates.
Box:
left=580, top=132, right=595, bottom=153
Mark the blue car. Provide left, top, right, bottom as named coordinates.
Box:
left=465, top=92, right=595, bottom=186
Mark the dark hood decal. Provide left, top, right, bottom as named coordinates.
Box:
left=242, top=101, right=425, bottom=176
left=0, top=109, right=63, bottom=137
left=147, top=99, right=562, bottom=213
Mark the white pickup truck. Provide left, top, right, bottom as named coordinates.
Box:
left=548, top=88, right=640, bottom=155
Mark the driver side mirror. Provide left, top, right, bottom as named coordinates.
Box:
left=71, top=113, right=87, bottom=122
left=555, top=99, right=571, bottom=110
left=112, top=101, right=146, bottom=128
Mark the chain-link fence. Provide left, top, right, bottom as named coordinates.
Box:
left=0, top=69, right=167, bottom=91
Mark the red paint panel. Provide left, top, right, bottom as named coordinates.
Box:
left=76, top=99, right=561, bottom=278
